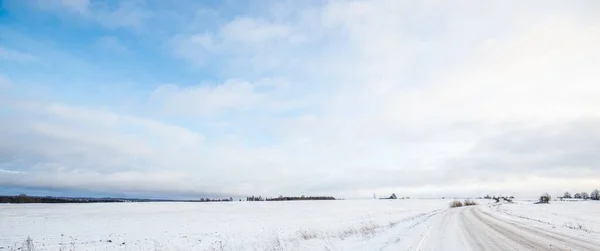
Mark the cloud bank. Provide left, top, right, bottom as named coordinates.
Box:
left=1, top=0, right=599, bottom=199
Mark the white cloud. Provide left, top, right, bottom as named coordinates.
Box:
left=152, top=80, right=259, bottom=116
left=171, top=16, right=302, bottom=67
left=0, top=99, right=329, bottom=197
left=93, top=1, right=152, bottom=30
left=171, top=33, right=215, bottom=66
left=0, top=101, right=213, bottom=195
left=416, top=18, right=600, bottom=123
left=0, top=169, right=20, bottom=174
left=164, top=0, right=600, bottom=197
left=151, top=78, right=293, bottom=117
left=221, top=17, right=292, bottom=43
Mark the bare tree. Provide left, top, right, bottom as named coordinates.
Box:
left=563, top=192, right=571, bottom=199
left=581, top=192, right=589, bottom=200
left=591, top=189, right=600, bottom=200
left=574, top=193, right=582, bottom=199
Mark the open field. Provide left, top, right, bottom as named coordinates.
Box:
left=1, top=200, right=599, bottom=250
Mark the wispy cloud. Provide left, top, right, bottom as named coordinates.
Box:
left=171, top=16, right=305, bottom=68
left=0, top=46, right=39, bottom=62
left=150, top=78, right=293, bottom=117
left=0, top=169, right=21, bottom=174
left=0, top=75, right=10, bottom=88
left=27, top=0, right=151, bottom=30
left=29, top=0, right=90, bottom=14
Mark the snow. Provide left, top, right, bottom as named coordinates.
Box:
left=1, top=199, right=599, bottom=250
left=490, top=200, right=600, bottom=236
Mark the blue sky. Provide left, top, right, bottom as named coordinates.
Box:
left=1, top=0, right=599, bottom=199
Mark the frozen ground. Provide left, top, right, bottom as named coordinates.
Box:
left=1, top=199, right=599, bottom=250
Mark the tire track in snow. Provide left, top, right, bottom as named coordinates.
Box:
left=461, top=206, right=600, bottom=251
left=475, top=207, right=600, bottom=250
left=466, top=207, right=560, bottom=250
left=413, top=209, right=452, bottom=251
left=459, top=208, right=521, bottom=251
left=491, top=204, right=555, bottom=226
left=412, top=206, right=600, bottom=251
left=377, top=209, right=446, bottom=250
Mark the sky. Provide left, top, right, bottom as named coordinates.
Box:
left=0, top=0, right=599, bottom=199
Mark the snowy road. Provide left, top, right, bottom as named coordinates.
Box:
left=418, top=205, right=600, bottom=251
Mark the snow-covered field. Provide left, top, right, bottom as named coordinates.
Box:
left=1, top=199, right=599, bottom=250
left=493, top=200, right=600, bottom=235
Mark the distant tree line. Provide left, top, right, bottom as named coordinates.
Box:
left=1, top=194, right=339, bottom=204
left=482, top=195, right=515, bottom=202
left=559, top=189, right=599, bottom=200
left=0, top=194, right=236, bottom=204
left=243, top=195, right=336, bottom=201
left=267, top=195, right=335, bottom=201
left=0, top=194, right=126, bottom=203
left=198, top=197, right=233, bottom=202
left=246, top=195, right=265, bottom=201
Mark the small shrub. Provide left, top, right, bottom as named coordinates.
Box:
left=23, top=236, right=35, bottom=251
left=298, top=230, right=319, bottom=240
left=357, top=222, right=379, bottom=238
left=564, top=222, right=589, bottom=232
left=209, top=240, right=228, bottom=251
left=449, top=200, right=463, bottom=208
left=338, top=228, right=357, bottom=240
left=538, top=193, right=551, bottom=204
left=250, top=234, right=289, bottom=251
left=268, top=236, right=284, bottom=251
left=463, top=200, right=477, bottom=206
left=336, top=222, right=381, bottom=240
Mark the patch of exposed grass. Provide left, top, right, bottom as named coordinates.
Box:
left=298, top=230, right=319, bottom=240
left=335, top=221, right=381, bottom=240
left=463, top=200, right=478, bottom=206
left=7, top=236, right=36, bottom=251
left=563, top=222, right=590, bottom=232
left=450, top=200, right=478, bottom=208
left=449, top=200, right=463, bottom=208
